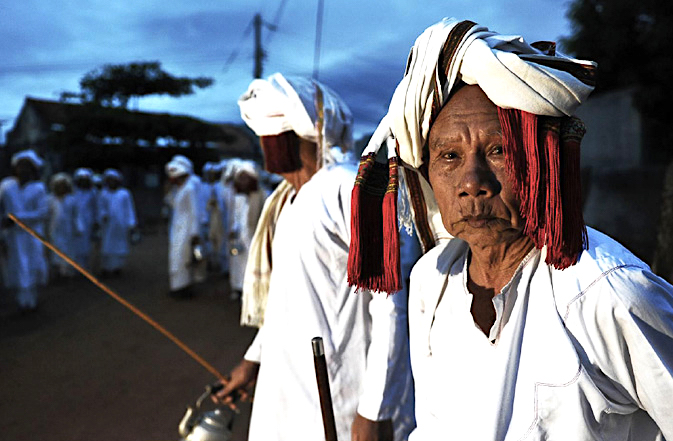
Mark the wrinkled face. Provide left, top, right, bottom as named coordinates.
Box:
left=428, top=85, right=525, bottom=249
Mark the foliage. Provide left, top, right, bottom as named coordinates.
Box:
left=561, top=0, right=673, bottom=119
left=61, top=61, right=214, bottom=108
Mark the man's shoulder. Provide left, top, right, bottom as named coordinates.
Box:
left=549, top=227, right=665, bottom=312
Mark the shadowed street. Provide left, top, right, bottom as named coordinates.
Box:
left=0, top=229, right=257, bottom=441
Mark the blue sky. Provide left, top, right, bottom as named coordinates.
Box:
left=0, top=0, right=576, bottom=143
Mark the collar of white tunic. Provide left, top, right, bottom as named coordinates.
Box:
left=449, top=246, right=539, bottom=345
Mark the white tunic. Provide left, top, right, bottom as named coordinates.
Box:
left=229, top=189, right=265, bottom=291
left=243, top=165, right=415, bottom=441
left=408, top=227, right=673, bottom=440
left=166, top=177, right=201, bottom=291
left=47, top=193, right=80, bottom=273
left=71, top=188, right=98, bottom=262
left=99, top=187, right=136, bottom=257
left=0, top=178, right=49, bottom=290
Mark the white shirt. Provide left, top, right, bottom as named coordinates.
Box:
left=408, top=227, right=673, bottom=440
left=243, top=165, right=415, bottom=441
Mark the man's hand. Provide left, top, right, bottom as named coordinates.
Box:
left=351, top=413, right=393, bottom=441
left=212, top=359, right=260, bottom=411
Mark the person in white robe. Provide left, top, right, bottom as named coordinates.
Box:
left=71, top=168, right=98, bottom=269
left=47, top=173, right=79, bottom=279
left=227, top=161, right=265, bottom=300
left=0, top=150, right=49, bottom=312
left=216, top=160, right=237, bottom=277
left=165, top=156, right=205, bottom=297
left=214, top=73, right=417, bottom=441
left=348, top=18, right=673, bottom=440
left=98, top=169, right=137, bottom=276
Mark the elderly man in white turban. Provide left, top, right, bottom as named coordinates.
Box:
left=165, top=155, right=205, bottom=297
left=228, top=160, right=265, bottom=300
left=71, top=168, right=98, bottom=269
left=214, top=73, right=416, bottom=441
left=98, top=168, right=137, bottom=277
left=0, top=150, right=49, bottom=313
left=47, top=172, right=79, bottom=279
left=347, top=18, right=673, bottom=440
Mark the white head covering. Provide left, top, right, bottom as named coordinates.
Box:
left=165, top=159, right=191, bottom=178
left=202, top=162, right=214, bottom=174
left=170, top=155, right=194, bottom=173
left=373, top=17, right=596, bottom=168
left=103, top=168, right=122, bottom=181
left=92, top=174, right=103, bottom=185
left=11, top=149, right=44, bottom=169
left=238, top=73, right=354, bottom=166
left=50, top=172, right=72, bottom=192
left=234, top=160, right=259, bottom=179
left=74, top=168, right=93, bottom=180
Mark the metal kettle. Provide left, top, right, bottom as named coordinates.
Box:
left=178, top=384, right=235, bottom=441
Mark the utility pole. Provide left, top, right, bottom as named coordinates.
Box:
left=313, top=0, right=324, bottom=80
left=253, top=13, right=264, bottom=79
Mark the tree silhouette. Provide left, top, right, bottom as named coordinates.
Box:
left=61, top=61, right=214, bottom=108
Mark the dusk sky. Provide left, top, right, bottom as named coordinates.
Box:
left=0, top=0, right=576, bottom=143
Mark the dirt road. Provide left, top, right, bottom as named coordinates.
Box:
left=0, top=230, right=257, bottom=441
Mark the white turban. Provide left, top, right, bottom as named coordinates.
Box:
left=234, top=160, right=259, bottom=179
left=74, top=168, right=93, bottom=179
left=238, top=73, right=354, bottom=158
left=11, top=149, right=43, bottom=169
left=165, top=159, right=190, bottom=178
left=170, top=155, right=194, bottom=173
left=103, top=168, right=122, bottom=181
left=378, top=17, right=596, bottom=168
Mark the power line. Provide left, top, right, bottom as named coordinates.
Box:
left=313, top=0, right=324, bottom=80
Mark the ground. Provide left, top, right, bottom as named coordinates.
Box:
left=0, top=230, right=257, bottom=441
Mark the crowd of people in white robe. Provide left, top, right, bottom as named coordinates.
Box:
left=163, top=154, right=272, bottom=299
left=0, top=150, right=138, bottom=314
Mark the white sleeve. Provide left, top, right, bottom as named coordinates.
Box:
left=356, top=286, right=413, bottom=421
left=568, top=266, right=673, bottom=438
left=243, top=326, right=264, bottom=363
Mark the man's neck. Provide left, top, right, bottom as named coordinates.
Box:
left=280, top=139, right=319, bottom=191
left=467, top=235, right=534, bottom=295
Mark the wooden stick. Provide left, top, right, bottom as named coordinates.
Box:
left=312, top=337, right=338, bottom=441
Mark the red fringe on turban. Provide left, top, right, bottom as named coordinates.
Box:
left=498, top=107, right=588, bottom=269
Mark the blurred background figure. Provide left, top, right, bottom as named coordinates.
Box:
left=228, top=161, right=265, bottom=301
left=72, top=168, right=98, bottom=270
left=205, top=161, right=226, bottom=274
left=47, top=172, right=78, bottom=281
left=0, top=150, right=49, bottom=314
left=98, top=168, right=137, bottom=277
left=165, top=155, right=205, bottom=298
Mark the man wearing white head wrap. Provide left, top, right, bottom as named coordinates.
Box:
left=98, top=169, right=137, bottom=276
left=228, top=160, right=265, bottom=299
left=346, top=18, right=673, bottom=440
left=215, top=74, right=416, bottom=441
left=164, top=155, right=205, bottom=296
left=72, top=168, right=97, bottom=269
left=0, top=149, right=49, bottom=312
left=47, top=173, right=79, bottom=278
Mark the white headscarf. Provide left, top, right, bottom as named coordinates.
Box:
left=103, top=168, right=123, bottom=181
left=371, top=17, right=596, bottom=168
left=11, top=149, right=44, bottom=169
left=238, top=73, right=354, bottom=166
left=165, top=159, right=191, bottom=178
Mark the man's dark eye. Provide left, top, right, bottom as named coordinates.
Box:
left=442, top=152, right=457, bottom=160
left=491, top=145, right=503, bottom=155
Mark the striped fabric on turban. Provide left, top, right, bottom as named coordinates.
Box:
left=348, top=17, right=597, bottom=293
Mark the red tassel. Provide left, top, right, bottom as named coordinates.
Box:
left=498, top=108, right=587, bottom=270
left=347, top=154, right=401, bottom=293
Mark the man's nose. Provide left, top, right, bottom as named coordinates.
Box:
left=457, top=157, right=500, bottom=198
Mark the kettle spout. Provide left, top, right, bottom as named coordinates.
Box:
left=178, top=406, right=195, bottom=438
